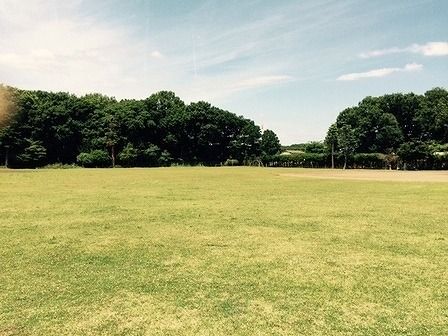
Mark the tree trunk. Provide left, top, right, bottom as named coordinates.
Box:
left=331, top=143, right=335, bottom=169
left=111, top=145, right=115, bottom=168
left=4, top=147, right=9, bottom=168
left=343, top=153, right=347, bottom=170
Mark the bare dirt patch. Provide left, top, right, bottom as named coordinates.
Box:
left=280, top=169, right=448, bottom=182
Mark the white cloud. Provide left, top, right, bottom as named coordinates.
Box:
left=0, top=0, right=300, bottom=102
left=359, top=42, right=448, bottom=58
left=359, top=47, right=402, bottom=59
left=410, top=42, right=448, bottom=56
left=0, top=49, right=58, bottom=71
left=0, top=1, right=161, bottom=97
left=337, top=63, right=422, bottom=81
left=0, top=0, right=351, bottom=103
left=403, top=63, right=423, bottom=71
left=150, top=51, right=164, bottom=59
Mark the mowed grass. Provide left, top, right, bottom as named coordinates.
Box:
left=0, top=168, right=447, bottom=335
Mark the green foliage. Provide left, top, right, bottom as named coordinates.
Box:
left=327, top=88, right=448, bottom=169
left=263, top=152, right=328, bottom=168
left=0, top=87, right=272, bottom=168
left=374, top=113, right=403, bottom=153
left=118, top=143, right=138, bottom=167
left=282, top=143, right=306, bottom=151
left=431, top=151, right=448, bottom=169
left=283, top=141, right=326, bottom=154
left=304, top=141, right=326, bottom=154
left=16, top=139, right=47, bottom=167
left=143, top=144, right=161, bottom=166
left=353, top=153, right=387, bottom=169
left=325, top=123, right=339, bottom=168
left=325, top=123, right=338, bottom=150
left=159, top=150, right=173, bottom=166
left=77, top=150, right=110, bottom=168
left=397, top=141, right=431, bottom=169
left=261, top=129, right=281, bottom=156
left=337, top=125, right=358, bottom=168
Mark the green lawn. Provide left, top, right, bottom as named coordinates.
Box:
left=0, top=168, right=447, bottom=335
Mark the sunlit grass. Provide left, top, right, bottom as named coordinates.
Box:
left=0, top=168, right=447, bottom=335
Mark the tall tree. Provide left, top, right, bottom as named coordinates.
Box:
left=261, top=129, right=281, bottom=156
left=325, top=123, right=338, bottom=169
left=337, top=125, right=358, bottom=169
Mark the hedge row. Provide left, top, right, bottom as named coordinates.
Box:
left=262, top=152, right=448, bottom=169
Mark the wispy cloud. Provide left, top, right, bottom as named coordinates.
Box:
left=0, top=1, right=144, bottom=96
left=176, top=73, right=294, bottom=103
left=0, top=0, right=303, bottom=101
left=229, top=75, right=294, bottom=91
left=337, top=63, right=423, bottom=81
left=0, top=0, right=366, bottom=102
left=360, top=42, right=448, bottom=58
left=0, top=49, right=57, bottom=71
left=1, top=0, right=446, bottom=145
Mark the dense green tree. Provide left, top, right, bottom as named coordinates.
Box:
left=2, top=84, right=447, bottom=170
left=304, top=141, right=326, bottom=154
left=337, top=125, right=358, bottom=169
left=374, top=113, right=403, bottom=153
left=326, top=88, right=448, bottom=169
left=325, top=123, right=338, bottom=169
left=261, top=129, right=281, bottom=156
left=16, top=139, right=47, bottom=167
left=417, top=88, right=448, bottom=142
left=143, top=144, right=162, bottom=166
left=0, top=86, right=269, bottom=168
left=378, top=93, right=422, bottom=141
left=397, top=141, right=430, bottom=170
left=229, top=120, right=261, bottom=163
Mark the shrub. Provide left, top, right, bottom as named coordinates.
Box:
left=353, top=153, right=387, bottom=169
left=143, top=144, right=161, bottom=166
left=77, top=150, right=110, bottom=168
left=16, top=139, right=47, bottom=168
left=262, top=152, right=327, bottom=168
left=159, top=150, right=172, bottom=166
left=118, top=143, right=138, bottom=167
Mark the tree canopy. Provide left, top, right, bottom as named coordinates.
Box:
left=0, top=87, right=271, bottom=168
left=325, top=88, right=448, bottom=169
left=1, top=85, right=447, bottom=170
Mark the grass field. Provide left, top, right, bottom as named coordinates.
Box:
left=1, top=168, right=447, bottom=335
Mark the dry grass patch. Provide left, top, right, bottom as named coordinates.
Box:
left=280, top=169, right=448, bottom=182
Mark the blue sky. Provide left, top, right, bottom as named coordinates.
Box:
left=0, top=0, right=447, bottom=144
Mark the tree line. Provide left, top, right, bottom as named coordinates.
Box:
left=263, top=87, right=448, bottom=170
left=1, top=85, right=447, bottom=170
left=0, top=86, right=281, bottom=168
left=325, top=88, right=448, bottom=169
